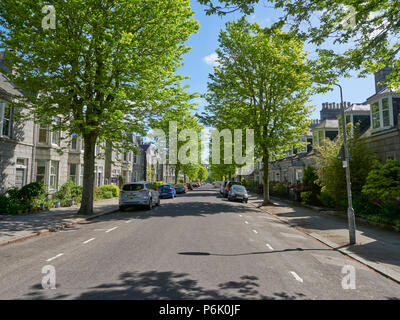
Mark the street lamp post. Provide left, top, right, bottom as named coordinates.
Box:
left=318, top=82, right=357, bottom=245
left=335, top=83, right=356, bottom=245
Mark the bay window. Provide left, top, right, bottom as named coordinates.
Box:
left=49, top=160, right=59, bottom=190
left=0, top=101, right=12, bottom=137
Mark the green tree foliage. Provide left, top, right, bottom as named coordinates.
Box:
left=150, top=106, right=203, bottom=184
left=200, top=0, right=400, bottom=88
left=0, top=0, right=199, bottom=214
left=314, top=124, right=376, bottom=207
left=204, top=19, right=315, bottom=204
left=362, top=160, right=400, bottom=202
left=197, top=165, right=209, bottom=181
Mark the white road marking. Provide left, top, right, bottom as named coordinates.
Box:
left=244, top=221, right=249, bottom=224
left=290, top=271, right=303, bottom=283
left=105, top=227, right=118, bottom=233
left=239, top=215, right=243, bottom=217
left=126, top=220, right=132, bottom=223
left=266, top=244, right=274, bottom=250
left=83, top=238, right=95, bottom=244
left=46, top=253, right=63, bottom=262
left=252, top=229, right=258, bottom=234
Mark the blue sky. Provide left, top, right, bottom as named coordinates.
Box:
left=179, top=1, right=376, bottom=121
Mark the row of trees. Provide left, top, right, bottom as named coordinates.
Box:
left=200, top=0, right=400, bottom=205
left=0, top=0, right=200, bottom=214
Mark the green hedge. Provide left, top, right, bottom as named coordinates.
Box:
left=98, top=185, right=120, bottom=197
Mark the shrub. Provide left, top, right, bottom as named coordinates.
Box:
left=353, top=194, right=377, bottom=216
left=98, top=185, right=119, bottom=197
left=300, top=191, right=313, bottom=205
left=102, top=191, right=113, bottom=199
left=0, top=194, right=10, bottom=214
left=317, top=188, right=336, bottom=208
left=378, top=200, right=400, bottom=219
left=362, top=160, right=400, bottom=202
left=18, top=182, right=46, bottom=206
left=94, top=187, right=104, bottom=200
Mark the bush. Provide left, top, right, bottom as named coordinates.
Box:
left=362, top=160, right=400, bottom=202
left=98, top=185, right=119, bottom=197
left=94, top=187, right=104, bottom=201
left=300, top=191, right=313, bottom=205
left=353, top=194, right=377, bottom=217
left=18, top=182, right=46, bottom=206
left=102, top=191, right=113, bottom=199
left=0, top=194, right=10, bottom=214
left=378, top=200, right=400, bottom=219
left=317, top=189, right=336, bottom=208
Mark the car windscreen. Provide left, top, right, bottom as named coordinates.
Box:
left=232, top=185, right=246, bottom=192
left=123, top=184, right=144, bottom=191
left=159, top=185, right=171, bottom=189
left=175, top=184, right=184, bottom=188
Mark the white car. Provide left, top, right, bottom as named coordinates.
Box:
left=119, top=182, right=160, bottom=211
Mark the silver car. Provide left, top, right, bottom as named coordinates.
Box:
left=119, top=182, right=160, bottom=211
left=228, top=185, right=249, bottom=203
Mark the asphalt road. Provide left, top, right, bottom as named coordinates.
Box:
left=0, top=184, right=399, bottom=300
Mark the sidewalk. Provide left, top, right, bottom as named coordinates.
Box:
left=248, top=193, right=400, bottom=283
left=0, top=198, right=119, bottom=247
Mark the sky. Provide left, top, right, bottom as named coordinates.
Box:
left=179, top=1, right=376, bottom=121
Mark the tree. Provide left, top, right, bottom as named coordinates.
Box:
left=204, top=19, right=315, bottom=205
left=150, top=106, right=203, bottom=184
left=197, top=165, right=209, bottom=182
left=0, top=0, right=199, bottom=214
left=314, top=123, right=376, bottom=207
left=201, top=0, right=400, bottom=89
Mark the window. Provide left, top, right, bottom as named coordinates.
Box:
left=133, top=154, right=137, bottom=164
left=298, top=137, right=307, bottom=153
left=79, top=164, right=84, bottom=186
left=15, top=158, right=28, bottom=188
left=296, top=169, right=303, bottom=182
left=382, top=98, right=390, bottom=127
left=313, top=131, right=319, bottom=147
left=386, top=151, right=396, bottom=161
left=69, top=163, right=77, bottom=183
left=372, top=102, right=380, bottom=129
left=71, top=134, right=78, bottom=150
left=318, top=131, right=324, bottom=147
left=38, top=125, right=48, bottom=144
left=49, top=161, right=59, bottom=190
left=51, top=118, right=60, bottom=145
left=0, top=101, right=12, bottom=137
left=36, top=160, right=46, bottom=183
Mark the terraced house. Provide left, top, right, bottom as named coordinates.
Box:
left=0, top=54, right=163, bottom=194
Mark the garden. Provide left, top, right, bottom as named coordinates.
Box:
left=0, top=179, right=120, bottom=216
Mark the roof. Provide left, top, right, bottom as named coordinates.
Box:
left=344, top=103, right=370, bottom=113
left=314, top=119, right=339, bottom=129
left=140, top=143, right=151, bottom=152
left=0, top=72, right=22, bottom=98
left=367, top=87, right=400, bottom=101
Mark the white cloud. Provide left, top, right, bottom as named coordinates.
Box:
left=203, top=52, right=220, bottom=67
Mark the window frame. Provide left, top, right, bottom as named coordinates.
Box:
left=0, top=101, right=12, bottom=138
left=49, top=160, right=59, bottom=190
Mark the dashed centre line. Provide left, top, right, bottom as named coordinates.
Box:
left=105, top=227, right=118, bottom=233
left=266, top=244, right=274, bottom=250
left=83, top=238, right=95, bottom=244
left=252, top=229, right=258, bottom=234
left=46, top=253, right=63, bottom=262
left=244, top=221, right=249, bottom=224
left=290, top=271, right=303, bottom=283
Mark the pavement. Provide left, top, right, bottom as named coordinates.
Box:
left=247, top=193, right=400, bottom=284
left=0, top=198, right=119, bottom=247
left=0, top=185, right=399, bottom=299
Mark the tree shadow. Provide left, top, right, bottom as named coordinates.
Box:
left=24, top=271, right=309, bottom=300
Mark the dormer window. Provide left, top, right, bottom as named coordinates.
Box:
left=371, top=96, right=393, bottom=130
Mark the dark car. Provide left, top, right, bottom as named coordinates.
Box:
left=228, top=185, right=249, bottom=203
left=223, top=181, right=242, bottom=198
left=174, top=184, right=187, bottom=194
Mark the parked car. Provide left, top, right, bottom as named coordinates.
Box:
left=158, top=184, right=176, bottom=199
left=174, top=184, right=187, bottom=194
left=223, top=181, right=242, bottom=198
left=187, top=183, right=193, bottom=191
left=220, top=181, right=228, bottom=195
left=119, top=182, right=160, bottom=211
left=228, top=185, right=249, bottom=203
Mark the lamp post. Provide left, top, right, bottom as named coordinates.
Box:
left=319, top=82, right=357, bottom=245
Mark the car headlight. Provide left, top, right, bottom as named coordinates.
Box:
left=231, top=192, right=235, bottom=196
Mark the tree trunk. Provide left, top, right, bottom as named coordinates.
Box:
left=78, top=133, right=97, bottom=215
left=262, top=151, right=272, bottom=206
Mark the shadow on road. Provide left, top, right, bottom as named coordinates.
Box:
left=25, top=271, right=310, bottom=300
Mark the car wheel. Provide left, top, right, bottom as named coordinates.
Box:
left=119, top=205, right=125, bottom=212
left=157, top=197, right=160, bottom=206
